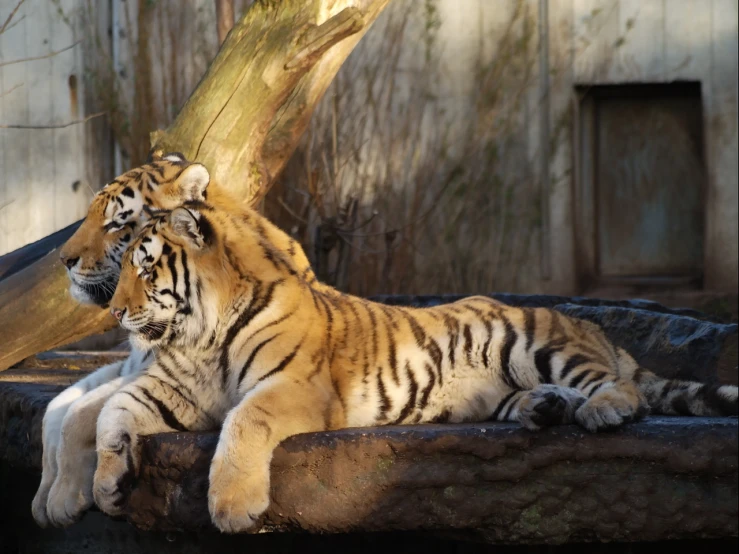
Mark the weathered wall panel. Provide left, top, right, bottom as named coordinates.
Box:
left=664, top=0, right=711, bottom=81
left=52, top=0, right=88, bottom=234
left=0, top=0, right=90, bottom=257
left=1, top=1, right=32, bottom=255
left=705, top=0, right=738, bottom=291
left=572, top=0, right=622, bottom=83
left=548, top=0, right=578, bottom=295
left=615, top=0, right=665, bottom=81
left=27, top=0, right=57, bottom=243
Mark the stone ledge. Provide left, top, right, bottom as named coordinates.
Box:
left=131, top=417, right=738, bottom=544
left=0, top=370, right=737, bottom=544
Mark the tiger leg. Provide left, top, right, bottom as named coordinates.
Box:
left=491, top=385, right=587, bottom=430
left=209, top=375, right=328, bottom=533
left=93, top=370, right=213, bottom=517
left=569, top=367, right=649, bottom=432
left=44, top=373, right=138, bottom=527
left=33, top=359, right=126, bottom=527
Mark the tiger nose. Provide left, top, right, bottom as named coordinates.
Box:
left=60, top=254, right=79, bottom=269
left=111, top=307, right=126, bottom=321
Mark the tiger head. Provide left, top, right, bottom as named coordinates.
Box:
left=108, top=206, right=222, bottom=350
left=58, top=152, right=212, bottom=306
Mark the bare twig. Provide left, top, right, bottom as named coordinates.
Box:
left=0, top=40, right=80, bottom=69
left=276, top=197, right=309, bottom=225
left=0, top=0, right=24, bottom=35
left=0, top=83, right=22, bottom=98
left=0, top=13, right=23, bottom=34
left=0, top=111, right=106, bottom=129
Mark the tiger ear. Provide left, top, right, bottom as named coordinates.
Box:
left=148, top=150, right=188, bottom=164
left=174, top=163, right=210, bottom=202
left=147, top=149, right=164, bottom=162
left=169, top=207, right=206, bottom=249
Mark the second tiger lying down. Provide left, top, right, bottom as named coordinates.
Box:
left=99, top=200, right=738, bottom=533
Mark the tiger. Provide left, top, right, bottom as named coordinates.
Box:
left=96, top=198, right=738, bottom=533
left=33, top=153, right=324, bottom=528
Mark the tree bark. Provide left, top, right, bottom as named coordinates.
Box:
left=0, top=0, right=391, bottom=372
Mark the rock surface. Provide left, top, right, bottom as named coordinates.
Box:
left=129, top=417, right=738, bottom=543
left=553, top=304, right=737, bottom=384
left=0, top=294, right=737, bottom=544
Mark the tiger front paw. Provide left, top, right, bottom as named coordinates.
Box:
left=32, top=482, right=53, bottom=528
left=92, top=434, right=137, bottom=517
left=39, top=421, right=98, bottom=527
left=45, top=454, right=96, bottom=527
left=518, top=384, right=587, bottom=430
left=575, top=388, right=648, bottom=432
left=208, top=455, right=270, bottom=534
left=32, top=451, right=57, bottom=528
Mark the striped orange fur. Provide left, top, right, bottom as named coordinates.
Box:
left=35, top=153, right=322, bottom=529
left=95, top=184, right=738, bottom=533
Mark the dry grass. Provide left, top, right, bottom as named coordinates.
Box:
left=79, top=0, right=222, bottom=167
left=265, top=0, right=637, bottom=296
left=266, top=1, right=551, bottom=296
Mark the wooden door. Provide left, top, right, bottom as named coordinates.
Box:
left=577, top=83, right=705, bottom=288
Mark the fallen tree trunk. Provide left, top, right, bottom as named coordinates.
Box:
left=0, top=0, right=390, bottom=371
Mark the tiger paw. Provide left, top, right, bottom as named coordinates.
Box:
left=33, top=424, right=63, bottom=527
left=31, top=478, right=54, bottom=528
left=208, top=457, right=270, bottom=533
left=575, top=388, right=647, bottom=432
left=45, top=440, right=98, bottom=527
left=518, top=385, right=586, bottom=430
left=92, top=436, right=137, bottom=517
left=32, top=447, right=58, bottom=528
left=45, top=472, right=95, bottom=527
